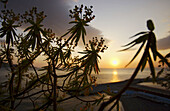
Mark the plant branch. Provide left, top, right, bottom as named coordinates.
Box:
left=98, top=33, right=151, bottom=111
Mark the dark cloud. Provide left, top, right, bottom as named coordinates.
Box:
left=157, top=35, right=170, bottom=50
left=0, top=0, right=108, bottom=46
left=0, top=0, right=71, bottom=35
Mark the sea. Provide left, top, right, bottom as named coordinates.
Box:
left=0, top=66, right=165, bottom=84
left=93, top=68, right=152, bottom=84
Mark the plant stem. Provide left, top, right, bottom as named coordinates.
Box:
left=6, top=45, right=15, bottom=110
left=52, top=60, right=57, bottom=111
left=98, top=33, right=151, bottom=111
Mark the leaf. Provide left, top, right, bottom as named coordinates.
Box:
left=150, top=32, right=157, bottom=61
left=37, top=18, right=44, bottom=25
left=12, top=29, right=18, bottom=41
left=31, top=36, right=36, bottom=51
left=70, top=33, right=77, bottom=44
left=75, top=29, right=81, bottom=44
left=69, top=21, right=78, bottom=24
left=28, top=19, right=35, bottom=25
left=39, top=28, right=47, bottom=37
left=156, top=51, right=170, bottom=67
left=125, top=41, right=146, bottom=67
left=165, top=53, right=170, bottom=58
left=90, top=42, right=95, bottom=51
left=157, top=68, right=164, bottom=78
left=61, top=30, right=71, bottom=37
left=78, top=51, right=88, bottom=54
left=148, top=53, right=156, bottom=80
left=118, top=43, right=136, bottom=52
left=65, top=49, right=71, bottom=60
left=81, top=26, right=86, bottom=45
left=24, top=26, right=32, bottom=32
left=141, top=54, right=148, bottom=72
left=95, top=62, right=99, bottom=74
left=97, top=54, right=101, bottom=59
left=0, top=32, right=6, bottom=38
left=122, top=34, right=149, bottom=47
left=97, top=92, right=102, bottom=96
left=130, top=31, right=148, bottom=38
left=62, top=19, right=88, bottom=46
left=59, top=50, right=66, bottom=66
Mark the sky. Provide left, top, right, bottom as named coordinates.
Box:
left=0, top=0, right=170, bottom=68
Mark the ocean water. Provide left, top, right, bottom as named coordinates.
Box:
left=0, top=67, right=163, bottom=84
left=95, top=68, right=166, bottom=84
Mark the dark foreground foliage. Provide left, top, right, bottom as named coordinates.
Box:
left=0, top=1, right=169, bottom=111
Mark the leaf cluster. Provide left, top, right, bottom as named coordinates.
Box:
left=99, top=20, right=170, bottom=111
left=120, top=20, right=169, bottom=80
left=0, top=5, right=107, bottom=111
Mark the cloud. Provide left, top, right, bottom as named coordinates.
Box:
left=72, top=0, right=79, bottom=2
left=0, top=0, right=71, bottom=35
left=157, top=35, right=170, bottom=50
left=77, top=26, right=110, bottom=47
left=0, top=0, right=107, bottom=47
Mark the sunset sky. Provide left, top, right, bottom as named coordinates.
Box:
left=0, top=0, right=170, bottom=68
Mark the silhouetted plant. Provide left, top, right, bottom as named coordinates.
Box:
left=0, top=0, right=8, bottom=8
left=98, top=20, right=170, bottom=111
left=0, top=2, right=169, bottom=111
left=0, top=5, right=107, bottom=111
left=62, top=5, right=95, bottom=46
left=156, top=53, right=170, bottom=89
left=22, top=7, right=47, bottom=51
left=0, top=9, right=21, bottom=109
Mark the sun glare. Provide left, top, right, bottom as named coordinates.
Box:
left=112, top=60, right=118, bottom=66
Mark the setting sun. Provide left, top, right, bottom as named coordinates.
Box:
left=112, top=60, right=118, bottom=66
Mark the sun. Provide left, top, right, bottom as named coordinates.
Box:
left=112, top=60, right=118, bottom=66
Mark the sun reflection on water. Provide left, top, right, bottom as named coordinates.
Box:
left=112, top=70, right=120, bottom=82
left=113, top=71, right=117, bottom=75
